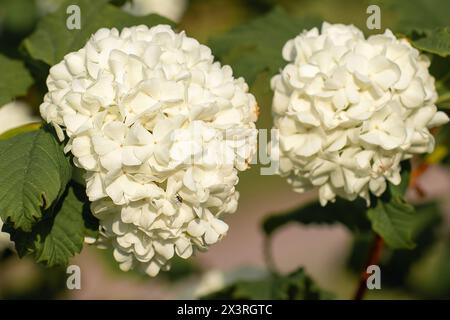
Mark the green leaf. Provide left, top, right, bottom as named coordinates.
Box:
left=410, top=27, right=450, bottom=57
left=0, top=0, right=38, bottom=36
left=208, top=6, right=320, bottom=85
left=23, top=0, right=175, bottom=66
left=202, top=268, right=332, bottom=300
left=381, top=202, right=442, bottom=286
left=263, top=162, right=418, bottom=250
left=262, top=198, right=370, bottom=236
left=376, top=1, right=450, bottom=57
left=348, top=202, right=442, bottom=285
left=366, top=165, right=418, bottom=249
left=4, top=183, right=99, bottom=267
left=0, top=54, right=33, bottom=106
left=367, top=199, right=416, bottom=249
left=0, top=126, right=72, bottom=231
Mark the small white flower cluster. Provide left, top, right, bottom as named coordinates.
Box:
left=271, top=23, right=449, bottom=205
left=40, top=25, right=258, bottom=276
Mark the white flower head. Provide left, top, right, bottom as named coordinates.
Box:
left=40, top=25, right=258, bottom=276
left=272, top=23, right=449, bottom=206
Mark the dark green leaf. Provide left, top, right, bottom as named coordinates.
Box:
left=208, top=6, right=320, bottom=85
left=381, top=202, right=442, bottom=286
left=4, top=183, right=98, bottom=267
left=0, top=126, right=72, bottom=231
left=23, top=0, right=175, bottom=66
left=0, top=54, right=33, bottom=106
left=0, top=0, right=38, bottom=38
left=202, top=268, right=331, bottom=300
left=348, top=202, right=442, bottom=286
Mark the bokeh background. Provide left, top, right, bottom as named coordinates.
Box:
left=0, top=0, right=450, bottom=299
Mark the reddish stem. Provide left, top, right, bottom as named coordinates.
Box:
left=353, top=233, right=384, bottom=300
left=410, top=162, right=429, bottom=198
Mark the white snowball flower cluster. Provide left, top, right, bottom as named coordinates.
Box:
left=40, top=25, right=258, bottom=276
left=271, top=23, right=449, bottom=206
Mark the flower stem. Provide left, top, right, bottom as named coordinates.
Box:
left=353, top=233, right=384, bottom=300
left=263, top=236, right=278, bottom=275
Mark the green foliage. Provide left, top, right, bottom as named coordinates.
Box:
left=366, top=164, right=419, bottom=249
left=3, top=183, right=98, bottom=267
left=0, top=125, right=72, bottom=231
left=376, top=0, right=450, bottom=62
left=202, top=268, right=331, bottom=300
left=348, top=202, right=442, bottom=285
left=0, top=54, right=33, bottom=106
left=208, top=6, right=320, bottom=85
left=263, top=162, right=427, bottom=250
left=367, top=196, right=417, bottom=249
left=262, top=198, right=370, bottom=236
left=411, top=27, right=450, bottom=58
left=0, top=0, right=38, bottom=37
left=22, top=0, right=175, bottom=66
left=380, top=202, right=442, bottom=286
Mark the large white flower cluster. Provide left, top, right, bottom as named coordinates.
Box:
left=271, top=23, right=449, bottom=206
left=40, top=25, right=258, bottom=276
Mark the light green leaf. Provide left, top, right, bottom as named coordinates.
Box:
left=208, top=6, right=320, bottom=85
left=4, top=183, right=99, bottom=267
left=368, top=199, right=417, bottom=250
left=23, top=0, right=175, bottom=66
left=0, top=54, right=33, bottom=106
left=202, top=268, right=332, bottom=300
left=409, top=27, right=450, bottom=57
left=0, top=126, right=72, bottom=231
